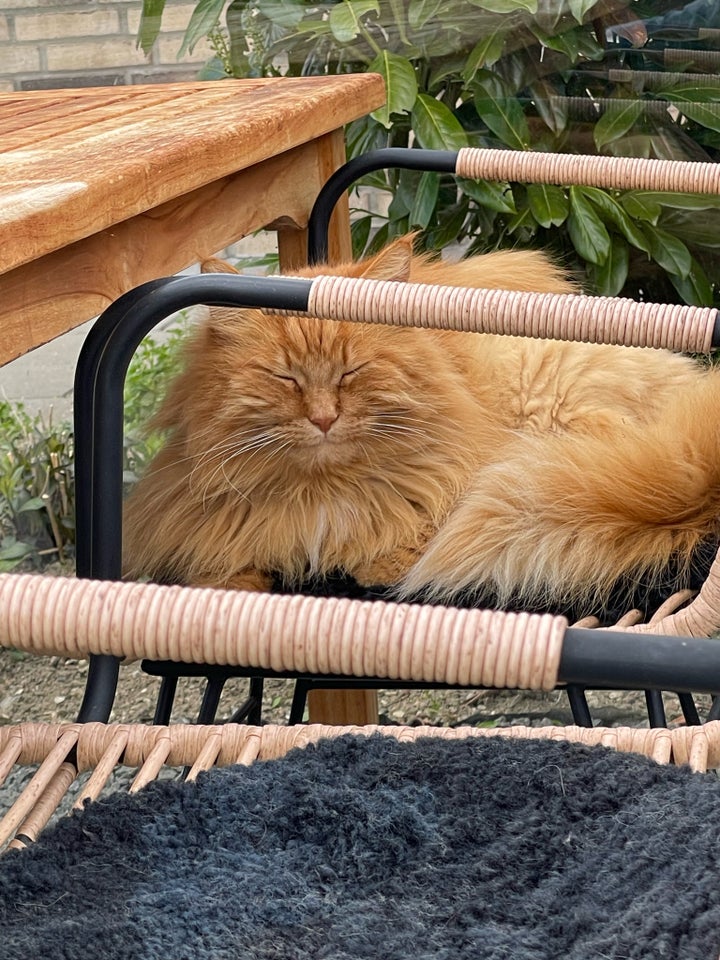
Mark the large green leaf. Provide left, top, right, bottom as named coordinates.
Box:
left=619, top=193, right=662, bottom=224
left=627, top=191, right=720, bottom=212
left=653, top=83, right=720, bottom=105
left=137, top=0, right=166, bottom=54
left=368, top=52, right=418, bottom=128
left=526, top=183, right=568, bottom=228
left=409, top=171, right=440, bottom=229
left=328, top=0, right=379, bottom=43
left=593, top=100, right=643, bottom=150
left=673, top=102, right=720, bottom=134
left=462, top=30, right=506, bottom=84
left=567, top=187, right=611, bottom=264
left=643, top=224, right=692, bottom=278
left=587, top=235, right=629, bottom=297
left=668, top=257, right=714, bottom=307
left=458, top=178, right=516, bottom=213
left=179, top=0, right=226, bottom=55
left=473, top=75, right=530, bottom=150
left=577, top=186, right=650, bottom=252
left=411, top=94, right=468, bottom=150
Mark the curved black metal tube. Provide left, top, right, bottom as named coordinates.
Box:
left=558, top=628, right=720, bottom=695
left=73, top=274, right=313, bottom=722
left=307, top=147, right=458, bottom=264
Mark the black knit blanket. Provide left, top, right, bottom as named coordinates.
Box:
left=1, top=734, right=720, bottom=960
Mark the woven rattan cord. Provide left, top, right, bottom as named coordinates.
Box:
left=455, top=147, right=720, bottom=195
left=0, top=574, right=566, bottom=692
left=300, top=277, right=716, bottom=354
left=620, top=549, right=720, bottom=637
left=3, top=720, right=716, bottom=851
left=607, top=69, right=720, bottom=89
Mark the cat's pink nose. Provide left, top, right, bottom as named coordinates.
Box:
left=310, top=414, right=338, bottom=435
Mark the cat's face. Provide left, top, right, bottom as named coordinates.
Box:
left=199, top=312, right=437, bottom=471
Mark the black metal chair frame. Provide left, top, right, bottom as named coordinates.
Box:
left=69, top=148, right=720, bottom=729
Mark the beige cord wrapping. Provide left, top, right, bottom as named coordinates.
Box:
left=1, top=720, right=716, bottom=850
left=623, top=548, right=720, bottom=636
left=0, top=574, right=566, bottom=691
left=456, top=147, right=720, bottom=195
left=302, top=277, right=716, bottom=354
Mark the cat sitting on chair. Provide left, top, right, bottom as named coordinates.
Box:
left=122, top=235, right=720, bottom=622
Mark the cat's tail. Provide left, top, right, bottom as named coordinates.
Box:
left=396, top=374, right=720, bottom=611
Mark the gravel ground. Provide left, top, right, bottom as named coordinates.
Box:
left=0, top=645, right=700, bottom=729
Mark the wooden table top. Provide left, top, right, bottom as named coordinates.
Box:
left=0, top=75, right=385, bottom=277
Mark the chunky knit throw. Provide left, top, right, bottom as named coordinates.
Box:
left=1, top=734, right=719, bottom=960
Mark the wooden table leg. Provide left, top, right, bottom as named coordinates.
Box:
left=307, top=687, right=379, bottom=725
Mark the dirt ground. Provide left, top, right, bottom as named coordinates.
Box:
left=0, top=645, right=704, bottom=729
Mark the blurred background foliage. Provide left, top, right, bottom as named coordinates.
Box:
left=139, top=0, right=720, bottom=304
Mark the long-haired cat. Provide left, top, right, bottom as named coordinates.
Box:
left=122, top=235, right=720, bottom=622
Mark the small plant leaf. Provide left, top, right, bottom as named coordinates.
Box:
left=587, top=235, right=629, bottom=297
left=473, top=75, right=530, bottom=150
left=458, top=178, right=516, bottom=213
left=411, top=94, right=468, bottom=150
left=328, top=0, right=379, bottom=43
left=462, top=30, right=506, bottom=84
left=137, top=0, right=166, bottom=54
left=643, top=225, right=693, bottom=278
left=17, top=497, right=46, bottom=513
left=179, top=0, right=226, bottom=55
left=567, top=0, right=596, bottom=24
left=577, top=186, right=651, bottom=252
left=667, top=257, right=714, bottom=306
left=408, top=0, right=442, bottom=29
left=409, top=171, right=440, bottom=229
left=257, top=0, right=306, bottom=28
left=619, top=193, right=662, bottom=224
left=567, top=187, right=611, bottom=264
left=369, top=52, right=418, bottom=128
left=526, top=183, right=568, bottom=228
left=672, top=101, right=720, bottom=134
left=593, top=100, right=644, bottom=150
left=469, top=0, right=537, bottom=12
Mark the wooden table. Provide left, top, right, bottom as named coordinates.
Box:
left=0, top=75, right=384, bottom=365
left=1, top=75, right=385, bottom=725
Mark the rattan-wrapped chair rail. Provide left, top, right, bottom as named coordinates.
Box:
left=307, top=146, right=720, bottom=263
left=3, top=572, right=720, bottom=696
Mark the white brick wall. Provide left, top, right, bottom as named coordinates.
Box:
left=0, top=1, right=215, bottom=91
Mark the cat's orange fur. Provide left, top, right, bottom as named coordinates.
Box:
left=123, top=235, right=720, bottom=614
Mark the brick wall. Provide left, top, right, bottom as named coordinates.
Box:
left=0, top=1, right=214, bottom=91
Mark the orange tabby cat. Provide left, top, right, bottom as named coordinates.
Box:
left=123, top=235, right=720, bottom=618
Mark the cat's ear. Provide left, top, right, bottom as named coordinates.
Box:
left=356, top=233, right=417, bottom=282
left=201, top=258, right=240, bottom=275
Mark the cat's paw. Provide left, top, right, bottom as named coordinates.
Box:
left=195, top=570, right=273, bottom=593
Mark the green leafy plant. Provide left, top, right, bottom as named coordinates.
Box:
left=142, top=0, right=720, bottom=305
left=0, top=318, right=192, bottom=573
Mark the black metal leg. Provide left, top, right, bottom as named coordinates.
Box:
left=153, top=677, right=179, bottom=725
left=247, top=677, right=264, bottom=725
left=677, top=692, right=701, bottom=726
left=289, top=680, right=313, bottom=725
left=566, top=685, right=593, bottom=727
left=645, top=690, right=667, bottom=728
left=197, top=677, right=226, bottom=725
